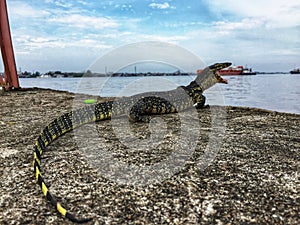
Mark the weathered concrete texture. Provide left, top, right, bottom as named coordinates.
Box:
left=0, top=89, right=299, bottom=224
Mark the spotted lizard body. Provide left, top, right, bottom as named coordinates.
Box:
left=33, top=62, right=231, bottom=223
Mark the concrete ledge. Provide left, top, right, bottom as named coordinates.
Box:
left=0, top=89, right=299, bottom=224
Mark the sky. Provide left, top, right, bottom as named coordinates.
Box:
left=2, top=0, right=300, bottom=73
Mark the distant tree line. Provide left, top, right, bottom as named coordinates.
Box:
left=18, top=70, right=86, bottom=78
left=18, top=69, right=193, bottom=78
left=19, top=71, right=41, bottom=78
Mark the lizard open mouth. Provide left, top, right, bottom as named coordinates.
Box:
left=210, top=62, right=231, bottom=85
left=216, top=72, right=228, bottom=84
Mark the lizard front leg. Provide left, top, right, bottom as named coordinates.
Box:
left=180, top=83, right=206, bottom=109
left=194, top=94, right=206, bottom=109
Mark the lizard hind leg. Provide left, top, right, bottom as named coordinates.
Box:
left=127, top=95, right=176, bottom=122
left=128, top=99, right=152, bottom=122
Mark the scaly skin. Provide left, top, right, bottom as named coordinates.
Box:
left=33, top=62, right=231, bottom=223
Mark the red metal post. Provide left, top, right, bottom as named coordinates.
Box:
left=0, top=0, right=20, bottom=89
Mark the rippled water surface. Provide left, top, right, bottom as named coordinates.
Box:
left=20, top=74, right=300, bottom=114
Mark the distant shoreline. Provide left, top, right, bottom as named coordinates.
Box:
left=18, top=71, right=195, bottom=78
left=17, top=71, right=292, bottom=78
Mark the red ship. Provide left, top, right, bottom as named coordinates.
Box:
left=218, top=65, right=256, bottom=76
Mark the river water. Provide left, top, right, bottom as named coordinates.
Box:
left=20, top=74, right=300, bottom=114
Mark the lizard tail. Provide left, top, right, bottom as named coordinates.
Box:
left=32, top=106, right=103, bottom=223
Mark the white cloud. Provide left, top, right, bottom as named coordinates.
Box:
left=72, top=39, right=112, bottom=49
left=197, top=0, right=300, bottom=70
left=213, top=19, right=265, bottom=30
left=9, top=1, right=50, bottom=18
left=77, top=0, right=88, bottom=6
left=149, top=2, right=171, bottom=9
left=207, top=0, right=300, bottom=28
left=49, top=14, right=119, bottom=29
left=15, top=34, right=112, bottom=50
left=12, top=33, right=113, bottom=72
left=137, top=34, right=189, bottom=44
left=14, top=35, right=65, bottom=50
left=97, top=31, right=190, bottom=45
left=44, top=0, right=73, bottom=8
left=53, top=1, right=73, bottom=8
left=212, top=18, right=266, bottom=36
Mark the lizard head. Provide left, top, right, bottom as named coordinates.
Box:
left=209, top=62, right=231, bottom=84
left=194, top=62, right=231, bottom=91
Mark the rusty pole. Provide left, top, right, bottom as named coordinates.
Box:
left=0, top=0, right=20, bottom=90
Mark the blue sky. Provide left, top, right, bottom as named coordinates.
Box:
left=2, top=0, right=300, bottom=72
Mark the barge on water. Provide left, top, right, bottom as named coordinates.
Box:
left=290, top=68, right=300, bottom=74
left=219, top=65, right=256, bottom=76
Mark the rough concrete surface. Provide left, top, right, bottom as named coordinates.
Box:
left=0, top=89, right=299, bottom=224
